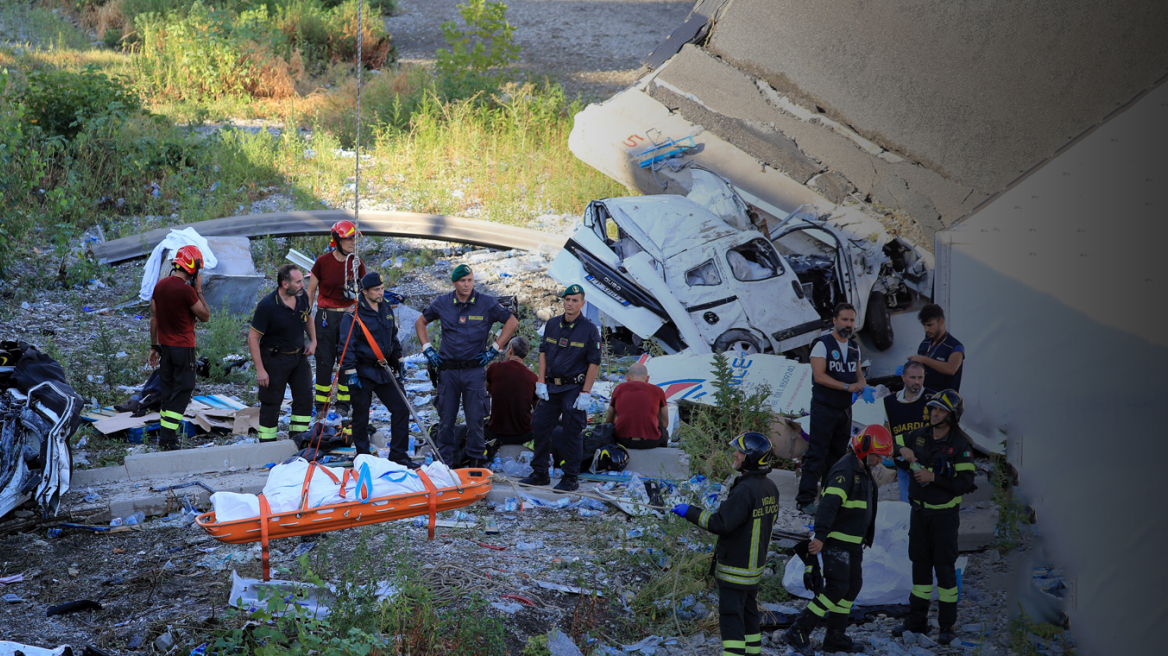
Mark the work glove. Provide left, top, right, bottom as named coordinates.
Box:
left=345, top=370, right=361, bottom=389
left=670, top=503, right=690, bottom=518
left=895, top=364, right=905, bottom=377
left=573, top=392, right=592, bottom=412
left=804, top=564, right=824, bottom=595
left=535, top=382, right=549, bottom=401
left=423, top=345, right=443, bottom=368
left=475, top=344, right=500, bottom=367
left=860, top=386, right=876, bottom=403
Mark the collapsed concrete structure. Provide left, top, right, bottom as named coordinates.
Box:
left=569, top=2, right=1168, bottom=653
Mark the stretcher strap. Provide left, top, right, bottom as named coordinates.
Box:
left=299, top=462, right=341, bottom=511
left=417, top=469, right=438, bottom=540
left=356, top=463, right=373, bottom=503
left=259, top=494, right=272, bottom=581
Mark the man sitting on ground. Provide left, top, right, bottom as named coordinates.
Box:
left=606, top=363, right=669, bottom=449
left=485, top=336, right=539, bottom=451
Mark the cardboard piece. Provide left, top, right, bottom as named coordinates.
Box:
left=92, top=412, right=162, bottom=435
left=232, top=407, right=260, bottom=435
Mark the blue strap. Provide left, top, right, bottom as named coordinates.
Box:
left=357, top=463, right=373, bottom=503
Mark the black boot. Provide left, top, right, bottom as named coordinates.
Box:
left=783, top=611, right=817, bottom=655
left=553, top=474, right=579, bottom=492
left=937, top=627, right=957, bottom=646
left=519, top=472, right=550, bottom=486
left=823, top=628, right=855, bottom=652
left=891, top=618, right=931, bottom=638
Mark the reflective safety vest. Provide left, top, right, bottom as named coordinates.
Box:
left=683, top=470, right=779, bottom=590
left=899, top=426, right=978, bottom=514
left=813, top=452, right=877, bottom=547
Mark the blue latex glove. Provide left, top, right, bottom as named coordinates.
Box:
left=670, top=503, right=690, bottom=518
left=423, top=345, right=443, bottom=368
left=476, top=344, right=500, bottom=367
left=345, top=371, right=361, bottom=389
left=573, top=392, right=592, bottom=412
left=883, top=457, right=895, bottom=468
left=535, top=382, right=549, bottom=401
left=895, top=364, right=905, bottom=377
left=860, top=386, right=876, bottom=403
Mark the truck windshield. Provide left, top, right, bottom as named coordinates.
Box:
left=726, top=238, right=783, bottom=281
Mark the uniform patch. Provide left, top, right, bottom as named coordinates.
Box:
left=916, top=437, right=926, bottom=446
left=559, top=337, right=569, bottom=347
left=943, top=447, right=954, bottom=455
left=832, top=350, right=840, bottom=359
left=545, top=337, right=557, bottom=344
left=469, top=315, right=483, bottom=321
left=569, top=341, right=584, bottom=347
left=459, top=316, right=466, bottom=324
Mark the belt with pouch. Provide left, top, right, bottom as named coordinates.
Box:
left=439, top=359, right=480, bottom=371
left=266, top=347, right=303, bottom=355
left=550, top=373, right=587, bottom=386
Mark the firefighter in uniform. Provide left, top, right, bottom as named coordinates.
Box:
left=306, top=220, right=365, bottom=416
left=891, top=389, right=976, bottom=646
left=338, top=272, right=412, bottom=463
left=671, top=432, right=779, bottom=656
left=518, top=284, right=601, bottom=492
left=785, top=425, right=893, bottom=654
left=797, top=302, right=868, bottom=515
left=147, top=245, right=210, bottom=450
left=247, top=264, right=316, bottom=443
left=414, top=264, right=519, bottom=468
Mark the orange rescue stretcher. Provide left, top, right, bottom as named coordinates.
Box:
left=196, top=462, right=492, bottom=579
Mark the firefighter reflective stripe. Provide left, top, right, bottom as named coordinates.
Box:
left=805, top=565, right=813, bottom=573
left=954, top=462, right=976, bottom=472
left=823, top=486, right=847, bottom=500
left=336, top=382, right=350, bottom=403
left=833, top=598, right=854, bottom=615
left=939, top=586, right=959, bottom=603
left=895, top=433, right=906, bottom=447
left=315, top=383, right=331, bottom=403
left=921, top=496, right=962, bottom=510
left=715, top=562, right=764, bottom=586
left=257, top=425, right=278, bottom=441
left=841, top=499, right=868, bottom=509
left=159, top=410, right=183, bottom=431
left=722, top=638, right=745, bottom=656
left=912, top=583, right=933, bottom=600
left=826, top=531, right=863, bottom=544
left=289, top=414, right=311, bottom=432
left=807, top=593, right=837, bottom=616
left=744, top=633, right=761, bottom=655
left=698, top=510, right=712, bottom=529
left=748, top=518, right=761, bottom=574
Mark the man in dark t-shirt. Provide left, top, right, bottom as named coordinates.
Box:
left=910, top=304, right=965, bottom=392
left=484, top=336, right=538, bottom=451
left=148, top=245, right=210, bottom=450
left=248, top=264, right=316, bottom=443
left=606, top=363, right=669, bottom=449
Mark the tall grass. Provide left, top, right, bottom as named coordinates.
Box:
left=0, top=2, right=93, bottom=51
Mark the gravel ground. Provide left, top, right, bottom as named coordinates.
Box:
left=387, top=0, right=695, bottom=99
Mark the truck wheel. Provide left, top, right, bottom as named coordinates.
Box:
left=713, top=329, right=763, bottom=354
left=866, top=291, right=895, bottom=351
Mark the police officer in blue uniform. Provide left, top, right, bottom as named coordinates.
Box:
left=796, top=302, right=867, bottom=515
left=909, top=303, right=965, bottom=392
left=414, top=264, right=519, bottom=468
left=338, top=272, right=412, bottom=463
left=519, top=284, right=602, bottom=492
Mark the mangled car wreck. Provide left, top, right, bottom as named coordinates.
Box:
left=0, top=341, right=82, bottom=520
left=548, top=169, right=931, bottom=357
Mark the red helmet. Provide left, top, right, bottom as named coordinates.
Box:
left=172, top=245, right=203, bottom=275
left=852, top=424, right=894, bottom=460
left=330, top=220, right=359, bottom=250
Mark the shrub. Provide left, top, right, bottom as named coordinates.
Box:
left=19, top=65, right=142, bottom=140
left=436, top=0, right=519, bottom=96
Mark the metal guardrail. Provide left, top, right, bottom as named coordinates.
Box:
left=90, top=210, right=567, bottom=264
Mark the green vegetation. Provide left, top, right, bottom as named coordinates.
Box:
left=1008, top=605, right=1073, bottom=656
left=676, top=352, right=777, bottom=481
left=990, top=452, right=1027, bottom=552
left=0, top=0, right=625, bottom=282
left=195, top=307, right=251, bottom=383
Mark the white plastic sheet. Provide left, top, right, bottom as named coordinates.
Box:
left=138, top=227, right=219, bottom=302
left=344, top=455, right=424, bottom=500
left=262, top=458, right=346, bottom=513
left=211, top=491, right=261, bottom=522
left=421, top=462, right=462, bottom=489
left=782, top=502, right=967, bottom=606
left=0, top=642, right=71, bottom=656
left=229, top=570, right=396, bottom=617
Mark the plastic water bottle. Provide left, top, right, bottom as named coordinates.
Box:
left=424, top=454, right=433, bottom=466
left=492, top=455, right=503, bottom=471
left=110, top=517, right=124, bottom=527
left=125, top=511, right=145, bottom=525
left=408, top=436, right=416, bottom=455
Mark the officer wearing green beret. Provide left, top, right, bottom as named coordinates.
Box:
left=415, top=264, right=519, bottom=467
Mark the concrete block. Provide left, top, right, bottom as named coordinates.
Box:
left=106, top=471, right=269, bottom=521
left=124, top=439, right=297, bottom=479
left=626, top=447, right=689, bottom=480
left=767, top=469, right=800, bottom=507
left=958, top=506, right=998, bottom=552
left=72, top=465, right=131, bottom=487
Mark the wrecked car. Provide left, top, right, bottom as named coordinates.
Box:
left=548, top=169, right=930, bottom=357
left=1, top=341, right=82, bottom=520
